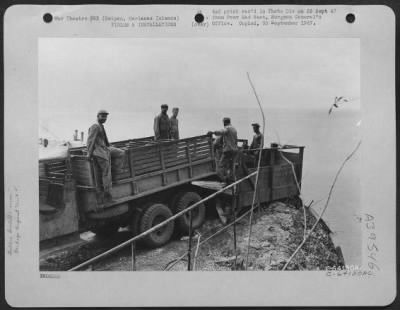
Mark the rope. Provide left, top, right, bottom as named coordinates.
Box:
left=244, top=72, right=266, bottom=270
left=68, top=171, right=258, bottom=271
left=281, top=140, right=362, bottom=270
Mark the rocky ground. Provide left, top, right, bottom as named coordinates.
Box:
left=40, top=201, right=344, bottom=271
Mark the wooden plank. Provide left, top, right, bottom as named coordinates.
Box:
left=192, top=147, right=211, bottom=154
left=134, top=165, right=162, bottom=176
left=123, top=137, right=208, bottom=157
left=189, top=151, right=210, bottom=158
left=188, top=140, right=209, bottom=146
left=160, top=147, right=167, bottom=185
left=130, top=150, right=161, bottom=160
left=132, top=155, right=162, bottom=166
left=46, top=163, right=66, bottom=169
left=132, top=144, right=173, bottom=154
left=49, top=169, right=68, bottom=173
left=133, top=163, right=162, bottom=173
left=164, top=157, right=190, bottom=168
left=186, top=141, right=193, bottom=178
left=132, top=149, right=187, bottom=163
left=46, top=159, right=66, bottom=164
left=135, top=155, right=212, bottom=175
left=48, top=172, right=65, bottom=177
left=113, top=158, right=214, bottom=185
left=190, top=150, right=210, bottom=157
left=105, top=171, right=217, bottom=206
left=134, top=160, right=162, bottom=173
left=109, top=136, right=155, bottom=148
left=270, top=149, right=275, bottom=200
left=126, top=150, right=138, bottom=194
left=191, top=155, right=211, bottom=162
left=46, top=166, right=66, bottom=172
left=188, top=141, right=209, bottom=148
left=162, top=152, right=187, bottom=160
left=190, top=151, right=211, bottom=157
left=46, top=160, right=66, bottom=165
left=189, top=147, right=210, bottom=154
left=188, top=145, right=209, bottom=152
left=164, top=158, right=190, bottom=167
left=132, top=149, right=192, bottom=168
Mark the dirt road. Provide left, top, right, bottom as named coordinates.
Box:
left=40, top=201, right=343, bottom=271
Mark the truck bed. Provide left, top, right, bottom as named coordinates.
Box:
left=69, top=135, right=217, bottom=212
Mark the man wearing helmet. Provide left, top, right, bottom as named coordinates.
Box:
left=87, top=110, right=125, bottom=203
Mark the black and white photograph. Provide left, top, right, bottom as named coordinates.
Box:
left=38, top=37, right=361, bottom=272
left=4, top=4, right=396, bottom=307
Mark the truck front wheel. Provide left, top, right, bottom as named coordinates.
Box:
left=139, top=203, right=174, bottom=248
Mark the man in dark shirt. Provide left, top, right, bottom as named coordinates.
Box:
left=208, top=117, right=238, bottom=182
left=170, top=107, right=180, bottom=140
left=87, top=110, right=125, bottom=202
left=154, top=104, right=171, bottom=140
left=250, top=123, right=264, bottom=157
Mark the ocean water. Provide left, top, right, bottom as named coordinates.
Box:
left=40, top=107, right=362, bottom=265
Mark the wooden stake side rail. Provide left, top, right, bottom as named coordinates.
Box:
left=70, top=135, right=215, bottom=209
left=99, top=172, right=218, bottom=208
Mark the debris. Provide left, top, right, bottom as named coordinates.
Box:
left=215, top=256, right=236, bottom=265
left=180, top=233, right=200, bottom=241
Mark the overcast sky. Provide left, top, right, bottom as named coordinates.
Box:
left=39, top=37, right=359, bottom=140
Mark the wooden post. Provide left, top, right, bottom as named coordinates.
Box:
left=270, top=149, right=275, bottom=201
left=209, top=136, right=216, bottom=171
left=297, top=147, right=304, bottom=191
left=127, top=150, right=138, bottom=195
left=186, top=141, right=193, bottom=178
left=131, top=242, right=136, bottom=271
left=159, top=147, right=167, bottom=186
left=232, top=186, right=237, bottom=270
left=187, top=210, right=193, bottom=271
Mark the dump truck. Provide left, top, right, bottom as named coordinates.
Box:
left=39, top=134, right=304, bottom=249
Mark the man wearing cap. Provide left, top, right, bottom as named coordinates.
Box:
left=169, top=107, right=180, bottom=140
left=154, top=104, right=171, bottom=140
left=208, top=117, right=238, bottom=182
left=250, top=123, right=264, bottom=157
left=87, top=110, right=125, bottom=202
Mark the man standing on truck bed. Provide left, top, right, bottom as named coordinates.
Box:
left=154, top=104, right=171, bottom=140
left=169, top=107, right=180, bottom=140
left=208, top=117, right=238, bottom=182
left=87, top=110, right=125, bottom=202
left=250, top=123, right=264, bottom=157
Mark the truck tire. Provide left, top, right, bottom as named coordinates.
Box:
left=169, top=191, right=183, bottom=211
left=175, top=192, right=206, bottom=233
left=139, top=203, right=174, bottom=248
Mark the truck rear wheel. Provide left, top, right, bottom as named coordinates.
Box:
left=175, top=192, right=206, bottom=233
left=139, top=203, right=174, bottom=248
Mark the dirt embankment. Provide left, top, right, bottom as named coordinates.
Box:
left=40, top=201, right=344, bottom=271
